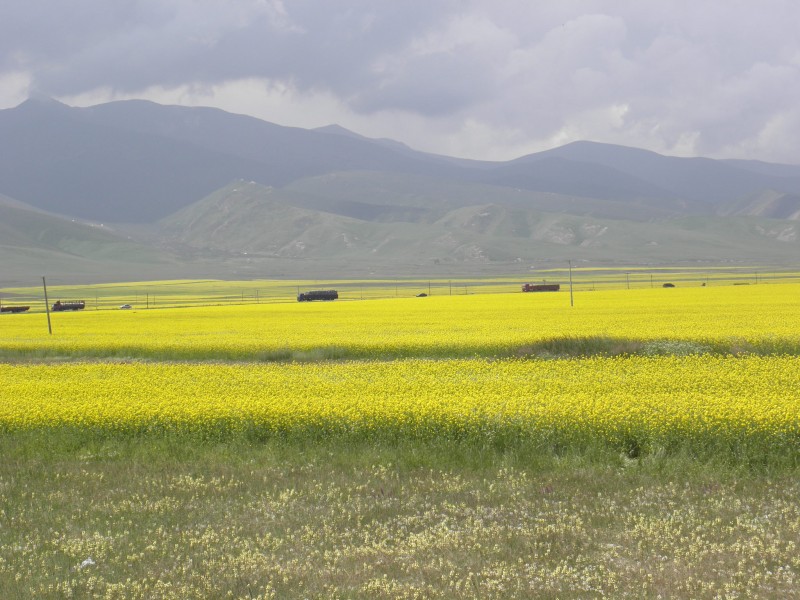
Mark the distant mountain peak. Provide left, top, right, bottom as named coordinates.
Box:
left=314, top=123, right=415, bottom=153
left=15, top=95, right=71, bottom=113
left=314, top=124, right=358, bottom=137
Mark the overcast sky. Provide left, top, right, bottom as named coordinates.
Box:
left=2, top=1, right=799, bottom=163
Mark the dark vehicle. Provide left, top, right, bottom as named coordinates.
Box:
left=0, top=305, right=30, bottom=313
left=52, top=300, right=86, bottom=311
left=522, top=283, right=560, bottom=292
left=297, top=290, right=338, bottom=302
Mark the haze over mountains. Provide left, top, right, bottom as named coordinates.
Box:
left=1, top=97, right=799, bottom=284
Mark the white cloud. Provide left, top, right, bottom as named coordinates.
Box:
left=0, top=71, right=31, bottom=108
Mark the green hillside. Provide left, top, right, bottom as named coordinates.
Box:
left=282, top=171, right=681, bottom=222
left=0, top=200, right=183, bottom=285
left=3, top=177, right=798, bottom=287
left=155, top=180, right=800, bottom=271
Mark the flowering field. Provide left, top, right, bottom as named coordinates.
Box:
left=2, top=355, right=800, bottom=459
left=2, top=283, right=800, bottom=361
left=1, top=282, right=800, bottom=458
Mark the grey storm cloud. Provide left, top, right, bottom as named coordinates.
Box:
left=3, top=0, right=452, bottom=101
left=2, top=0, right=799, bottom=162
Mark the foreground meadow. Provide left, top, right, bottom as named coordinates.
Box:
left=2, top=280, right=800, bottom=598
left=3, top=438, right=800, bottom=599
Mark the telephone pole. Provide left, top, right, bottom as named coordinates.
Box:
left=568, top=260, right=574, bottom=307
left=42, top=276, right=52, bottom=335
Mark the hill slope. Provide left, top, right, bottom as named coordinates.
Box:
left=0, top=195, right=187, bottom=285
left=158, top=180, right=800, bottom=269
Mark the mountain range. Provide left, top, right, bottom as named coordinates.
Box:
left=1, top=97, right=799, bottom=284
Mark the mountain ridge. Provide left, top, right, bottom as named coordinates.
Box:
left=1, top=97, right=799, bottom=283
left=5, top=97, right=800, bottom=223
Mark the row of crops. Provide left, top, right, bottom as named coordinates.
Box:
left=3, top=355, right=799, bottom=457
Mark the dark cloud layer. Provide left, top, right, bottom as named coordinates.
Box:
left=3, top=1, right=447, bottom=98
left=2, top=1, right=799, bottom=162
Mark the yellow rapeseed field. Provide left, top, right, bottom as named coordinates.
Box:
left=2, top=281, right=799, bottom=455
left=1, top=283, right=799, bottom=360
left=3, top=356, right=800, bottom=454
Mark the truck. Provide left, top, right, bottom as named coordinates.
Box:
left=0, top=305, right=30, bottom=313
left=51, top=300, right=86, bottom=311
left=297, top=290, right=338, bottom=302
left=522, top=283, right=560, bottom=292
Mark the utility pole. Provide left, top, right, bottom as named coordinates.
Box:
left=42, top=276, right=52, bottom=335
left=568, top=260, right=574, bottom=307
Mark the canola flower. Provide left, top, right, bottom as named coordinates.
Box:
left=3, top=356, right=799, bottom=456
left=1, top=283, right=800, bottom=361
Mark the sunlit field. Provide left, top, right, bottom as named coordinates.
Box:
left=2, top=276, right=800, bottom=598
left=2, top=283, right=800, bottom=361
left=3, top=355, right=800, bottom=463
